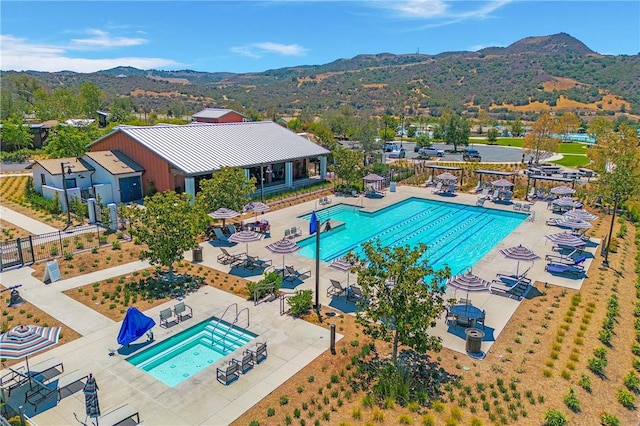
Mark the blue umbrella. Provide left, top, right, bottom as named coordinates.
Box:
left=83, top=373, right=100, bottom=422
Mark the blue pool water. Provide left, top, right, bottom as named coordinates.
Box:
left=127, top=317, right=256, bottom=387
left=299, top=198, right=526, bottom=274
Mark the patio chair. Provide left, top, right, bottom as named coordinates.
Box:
left=212, top=227, right=229, bottom=242
left=216, top=361, right=240, bottom=385
left=476, top=310, right=486, bottom=330
left=283, top=265, right=311, bottom=282
left=527, top=187, right=536, bottom=199
left=217, top=248, right=245, bottom=265
left=226, top=224, right=238, bottom=235
left=159, top=308, right=178, bottom=328
left=545, top=262, right=585, bottom=278
left=244, top=255, right=273, bottom=271
left=544, top=253, right=586, bottom=266
left=479, top=188, right=491, bottom=199
left=513, top=202, right=523, bottom=211
left=245, top=342, right=268, bottom=364
left=233, top=352, right=255, bottom=374
left=1, top=357, right=64, bottom=396
left=284, top=228, right=291, bottom=238
left=521, top=203, right=532, bottom=213
left=327, top=279, right=348, bottom=298
left=290, top=226, right=302, bottom=237
left=25, top=370, right=89, bottom=409
left=490, top=189, right=500, bottom=201
left=99, top=404, right=141, bottom=426
left=425, top=176, right=434, bottom=187
left=432, top=182, right=443, bottom=194
left=174, top=302, right=193, bottom=322
left=347, top=285, right=366, bottom=303
left=502, top=191, right=513, bottom=203
left=475, top=197, right=486, bottom=207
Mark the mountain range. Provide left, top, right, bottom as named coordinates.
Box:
left=3, top=33, right=639, bottom=119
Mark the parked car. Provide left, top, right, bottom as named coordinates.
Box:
left=383, top=142, right=399, bottom=152
left=463, top=148, right=481, bottom=162
left=388, top=148, right=406, bottom=159
left=418, top=147, right=445, bottom=158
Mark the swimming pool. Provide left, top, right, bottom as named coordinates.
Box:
left=127, top=317, right=256, bottom=387
left=298, top=198, right=526, bottom=274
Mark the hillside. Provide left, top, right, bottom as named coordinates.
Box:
left=3, top=33, right=639, bottom=118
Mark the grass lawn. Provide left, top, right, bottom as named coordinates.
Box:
left=551, top=154, right=591, bottom=167
left=557, top=143, right=590, bottom=154
left=473, top=137, right=523, bottom=148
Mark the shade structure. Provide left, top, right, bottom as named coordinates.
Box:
left=266, top=238, right=301, bottom=271
left=553, top=217, right=593, bottom=230
left=447, top=272, right=490, bottom=293
left=563, top=209, right=598, bottom=221
left=550, top=185, right=576, bottom=195
left=552, top=197, right=581, bottom=208
left=491, top=178, right=514, bottom=187
left=83, top=373, right=100, bottom=420
left=228, top=230, right=264, bottom=254
left=329, top=256, right=367, bottom=286
left=499, top=244, right=540, bottom=275
left=436, top=172, right=457, bottom=181
left=208, top=208, right=240, bottom=226
left=0, top=325, right=61, bottom=386
left=117, top=306, right=156, bottom=346
left=546, top=232, right=587, bottom=248
left=244, top=201, right=271, bottom=220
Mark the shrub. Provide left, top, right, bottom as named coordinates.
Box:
left=247, top=271, right=282, bottom=301
left=600, top=413, right=620, bottom=426
left=623, top=370, right=640, bottom=392
left=543, top=409, right=568, bottom=426
left=578, top=374, right=592, bottom=392
left=617, top=388, right=635, bottom=408
left=563, top=387, right=580, bottom=412
left=287, top=290, right=313, bottom=317
left=588, top=357, right=607, bottom=376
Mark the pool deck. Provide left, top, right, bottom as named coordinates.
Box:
left=0, top=184, right=599, bottom=425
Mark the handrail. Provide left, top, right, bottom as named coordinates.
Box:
left=253, top=282, right=277, bottom=306
left=219, top=307, right=251, bottom=351
left=237, top=308, right=250, bottom=328
left=210, top=303, right=238, bottom=348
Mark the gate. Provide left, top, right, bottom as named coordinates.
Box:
left=0, top=237, right=35, bottom=270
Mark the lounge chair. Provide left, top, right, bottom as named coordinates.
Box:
left=25, top=370, right=89, bottom=409
left=347, top=285, right=366, bottom=303
left=513, top=202, right=523, bottom=211
left=244, top=255, right=272, bottom=271
left=212, top=227, right=229, bottom=242
left=545, top=262, right=585, bottom=278
left=217, top=248, right=245, bottom=265
left=226, top=224, right=238, bottom=235
left=233, top=352, right=255, bottom=374
left=502, top=191, right=513, bottom=203
left=478, top=188, right=490, bottom=199
left=544, top=253, right=587, bottom=266
left=476, top=310, right=486, bottom=330
left=245, top=342, right=268, bottom=364
left=99, top=404, right=141, bottom=426
left=290, top=226, right=302, bottom=238
left=432, top=182, right=443, bottom=194
left=425, top=176, right=434, bottom=187
left=490, top=189, right=500, bottom=201
left=284, top=228, right=291, bottom=238
left=476, top=197, right=486, bottom=207
left=174, top=302, right=193, bottom=321
left=490, top=279, right=529, bottom=300
left=1, top=357, right=64, bottom=396
left=217, top=361, right=240, bottom=385
left=327, top=279, right=347, bottom=298
left=159, top=308, right=178, bottom=328
left=527, top=187, right=536, bottom=199
left=283, top=265, right=311, bottom=282
left=521, top=203, right=532, bottom=213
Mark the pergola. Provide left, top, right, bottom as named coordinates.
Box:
left=525, top=175, right=578, bottom=201
left=363, top=173, right=385, bottom=191
left=426, top=165, right=464, bottom=186
left=473, top=169, right=517, bottom=188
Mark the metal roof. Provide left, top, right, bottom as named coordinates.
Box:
left=94, top=122, right=330, bottom=175
left=192, top=108, right=245, bottom=119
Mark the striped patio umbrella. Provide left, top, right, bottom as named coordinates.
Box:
left=553, top=217, right=593, bottom=230
left=228, top=230, right=264, bottom=254
left=436, top=172, right=457, bottom=181
left=244, top=202, right=271, bottom=220
left=546, top=232, right=586, bottom=248
left=563, top=209, right=598, bottom=222
left=329, top=256, right=368, bottom=285
left=446, top=272, right=490, bottom=293
left=83, top=373, right=100, bottom=421
left=499, top=244, right=540, bottom=275
left=491, top=178, right=514, bottom=187
left=0, top=325, right=61, bottom=386
left=208, top=208, right=240, bottom=227
left=552, top=197, right=582, bottom=208
left=550, top=185, right=576, bottom=195
left=266, top=238, right=301, bottom=271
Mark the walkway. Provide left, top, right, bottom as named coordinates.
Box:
left=0, top=205, right=58, bottom=234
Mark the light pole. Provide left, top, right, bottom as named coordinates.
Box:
left=602, top=194, right=620, bottom=268
left=60, top=162, right=72, bottom=229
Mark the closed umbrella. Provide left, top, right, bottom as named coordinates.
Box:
left=550, top=185, right=576, bottom=195
left=491, top=178, right=514, bottom=187
left=563, top=209, right=598, bottom=221
left=0, top=325, right=61, bottom=388
left=83, top=373, right=100, bottom=422
left=208, top=208, right=240, bottom=227
left=499, top=244, right=540, bottom=275
left=266, top=238, right=301, bottom=272
left=546, top=232, right=586, bottom=248
left=228, top=230, right=264, bottom=254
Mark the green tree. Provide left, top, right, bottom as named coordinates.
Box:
left=34, top=87, right=80, bottom=121
left=556, top=112, right=581, bottom=141
left=197, top=166, right=256, bottom=214
left=306, top=122, right=337, bottom=152
left=588, top=123, right=640, bottom=204
left=440, top=113, right=470, bottom=151
left=0, top=114, right=33, bottom=151
left=587, top=116, right=614, bottom=142
left=353, top=117, right=379, bottom=153
left=348, top=240, right=451, bottom=366
left=45, top=124, right=100, bottom=158
left=109, top=97, right=136, bottom=123
left=379, top=114, right=398, bottom=142
left=510, top=118, right=524, bottom=137
left=123, top=191, right=207, bottom=278
left=523, top=112, right=559, bottom=164
left=486, top=128, right=499, bottom=143
left=78, top=83, right=106, bottom=119
left=331, top=147, right=364, bottom=190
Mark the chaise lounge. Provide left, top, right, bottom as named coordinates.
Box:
left=25, top=370, right=89, bottom=409
left=283, top=265, right=311, bottom=282
left=99, top=403, right=141, bottom=425
left=327, top=279, right=348, bottom=298
left=545, top=262, right=585, bottom=278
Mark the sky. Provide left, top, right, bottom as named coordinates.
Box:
left=1, top=1, right=639, bottom=74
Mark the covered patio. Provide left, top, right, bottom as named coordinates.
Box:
left=525, top=175, right=579, bottom=201
left=473, top=169, right=517, bottom=192
left=425, top=165, right=464, bottom=186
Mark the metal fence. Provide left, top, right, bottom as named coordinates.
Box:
left=0, top=220, right=130, bottom=271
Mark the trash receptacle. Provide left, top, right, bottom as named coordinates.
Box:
left=192, top=247, right=203, bottom=262
left=390, top=182, right=397, bottom=192
left=465, top=328, right=484, bottom=353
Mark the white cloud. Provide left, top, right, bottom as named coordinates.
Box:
left=375, top=0, right=512, bottom=22
left=70, top=29, right=147, bottom=49
left=1, top=35, right=179, bottom=72
left=231, top=42, right=308, bottom=58
left=382, top=0, right=449, bottom=18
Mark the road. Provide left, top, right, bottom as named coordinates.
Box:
left=395, top=141, right=527, bottom=163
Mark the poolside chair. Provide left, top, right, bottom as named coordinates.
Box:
left=1, top=357, right=64, bottom=396
left=217, top=248, right=245, bottom=265
left=527, top=187, right=536, bottom=199
left=283, top=265, right=311, bottom=282
left=99, top=404, right=141, bottom=426
left=478, top=187, right=491, bottom=199
left=245, top=342, right=268, bottom=364
left=174, top=302, right=193, bottom=322
left=476, top=197, right=486, bottom=207
left=290, top=226, right=302, bottom=237
left=490, top=189, right=500, bottom=201
left=25, top=370, right=89, bottom=409
left=244, top=255, right=273, bottom=271
left=159, top=308, right=178, bottom=328
left=212, top=227, right=229, bottom=243
left=513, top=202, right=523, bottom=211
left=226, top=224, right=238, bottom=235
left=284, top=228, right=291, bottom=238
left=432, top=182, right=443, bottom=194
left=521, top=203, right=532, bottom=213
left=425, top=176, right=434, bottom=187
left=327, top=279, right=348, bottom=298
left=544, top=253, right=587, bottom=266
left=502, top=191, right=513, bottom=203
left=347, top=285, right=366, bottom=303
left=233, top=352, right=255, bottom=374
left=476, top=310, right=486, bottom=330
left=216, top=361, right=240, bottom=385
left=545, top=262, right=585, bottom=278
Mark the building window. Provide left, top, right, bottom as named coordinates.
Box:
left=40, top=174, right=46, bottom=186
left=65, top=178, right=77, bottom=189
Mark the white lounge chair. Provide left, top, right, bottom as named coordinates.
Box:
left=476, top=197, right=486, bottom=207
left=99, top=404, right=141, bottom=425
left=432, top=182, right=443, bottom=194
left=25, top=370, right=89, bottom=409
left=478, top=188, right=490, bottom=199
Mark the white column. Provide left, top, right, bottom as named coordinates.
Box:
left=285, top=162, right=293, bottom=187
left=185, top=177, right=196, bottom=203
left=320, top=156, right=327, bottom=180
left=87, top=198, right=97, bottom=224
left=107, top=203, right=118, bottom=231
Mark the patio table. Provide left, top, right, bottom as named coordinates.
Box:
left=449, top=304, right=484, bottom=327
